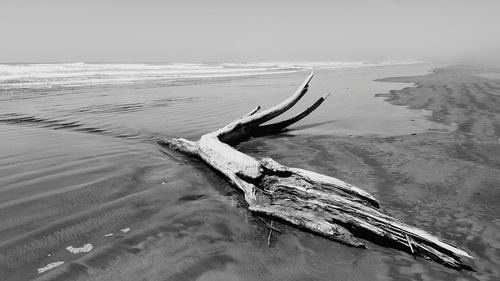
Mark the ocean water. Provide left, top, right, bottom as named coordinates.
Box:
left=0, top=61, right=444, bottom=140
left=0, top=61, right=422, bottom=92
left=0, top=61, right=449, bottom=281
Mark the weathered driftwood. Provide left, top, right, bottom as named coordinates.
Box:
left=160, top=73, right=473, bottom=269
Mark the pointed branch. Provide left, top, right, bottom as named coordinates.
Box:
left=242, top=105, right=261, bottom=118
left=248, top=72, right=315, bottom=125
left=255, top=92, right=331, bottom=136
left=216, top=72, right=315, bottom=143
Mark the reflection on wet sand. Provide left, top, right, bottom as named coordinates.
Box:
left=1, top=65, right=499, bottom=280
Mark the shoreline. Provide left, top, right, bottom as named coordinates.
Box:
left=2, top=65, right=499, bottom=281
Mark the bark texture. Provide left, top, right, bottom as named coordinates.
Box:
left=160, top=73, right=473, bottom=269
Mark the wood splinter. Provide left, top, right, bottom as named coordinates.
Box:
left=267, top=221, right=274, bottom=247
left=257, top=217, right=282, bottom=234
left=161, top=72, right=473, bottom=270
left=405, top=233, right=416, bottom=260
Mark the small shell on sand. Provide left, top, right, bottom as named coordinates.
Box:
left=37, top=261, right=64, bottom=274
left=66, top=243, right=93, bottom=254
left=120, top=227, right=130, bottom=233
left=104, top=233, right=114, bottom=237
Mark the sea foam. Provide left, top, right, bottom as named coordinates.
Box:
left=37, top=261, right=64, bottom=274
left=66, top=243, right=93, bottom=254
left=0, top=61, right=423, bottom=91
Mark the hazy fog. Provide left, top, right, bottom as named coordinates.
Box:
left=1, top=0, right=499, bottom=63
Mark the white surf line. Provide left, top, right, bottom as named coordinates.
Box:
left=37, top=261, right=64, bottom=274
left=120, top=227, right=130, bottom=233
left=66, top=243, right=93, bottom=254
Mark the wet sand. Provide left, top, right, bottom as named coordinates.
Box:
left=240, top=65, right=500, bottom=280
left=1, top=64, right=499, bottom=280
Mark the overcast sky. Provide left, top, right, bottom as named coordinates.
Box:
left=1, top=0, right=499, bottom=63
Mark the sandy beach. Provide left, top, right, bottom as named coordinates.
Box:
left=1, top=64, right=499, bottom=281
left=3, top=0, right=500, bottom=280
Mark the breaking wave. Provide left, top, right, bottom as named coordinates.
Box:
left=0, top=61, right=423, bottom=91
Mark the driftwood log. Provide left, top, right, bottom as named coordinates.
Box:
left=161, top=73, right=473, bottom=269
